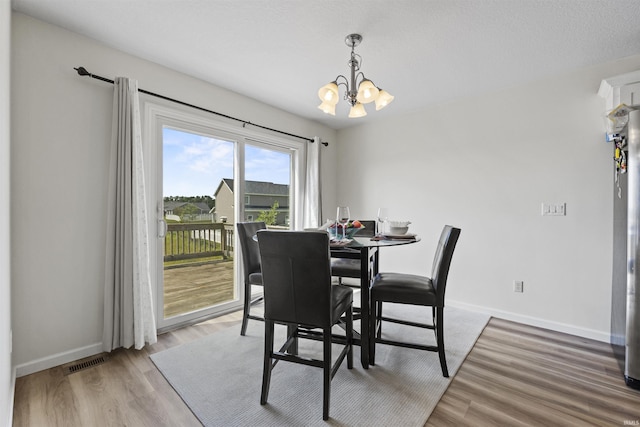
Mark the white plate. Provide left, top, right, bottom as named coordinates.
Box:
left=382, top=233, right=417, bottom=239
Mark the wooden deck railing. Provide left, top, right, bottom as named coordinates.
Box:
left=164, top=223, right=234, bottom=262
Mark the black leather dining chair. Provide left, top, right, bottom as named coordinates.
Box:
left=236, top=221, right=266, bottom=336
left=369, top=225, right=461, bottom=377
left=257, top=230, right=353, bottom=421
left=330, top=219, right=376, bottom=285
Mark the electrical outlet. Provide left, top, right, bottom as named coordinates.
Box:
left=514, top=280, right=524, bottom=293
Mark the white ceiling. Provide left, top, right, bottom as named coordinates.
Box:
left=11, top=0, right=640, bottom=130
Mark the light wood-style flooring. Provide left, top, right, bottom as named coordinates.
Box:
left=13, top=313, right=640, bottom=426
left=427, top=318, right=640, bottom=425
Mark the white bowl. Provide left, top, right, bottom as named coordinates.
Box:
left=388, top=226, right=409, bottom=235
left=388, top=220, right=411, bottom=227
left=387, top=220, right=411, bottom=235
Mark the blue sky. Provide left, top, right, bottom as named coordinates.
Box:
left=163, top=127, right=290, bottom=197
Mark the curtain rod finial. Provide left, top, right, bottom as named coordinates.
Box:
left=74, top=66, right=90, bottom=76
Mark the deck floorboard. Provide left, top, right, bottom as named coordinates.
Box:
left=163, top=260, right=234, bottom=318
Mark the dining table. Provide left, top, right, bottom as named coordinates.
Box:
left=254, top=230, right=421, bottom=369
left=330, top=234, right=421, bottom=369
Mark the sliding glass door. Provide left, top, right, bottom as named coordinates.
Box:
left=144, top=102, right=302, bottom=330
left=243, top=144, right=292, bottom=228
left=161, top=126, right=236, bottom=324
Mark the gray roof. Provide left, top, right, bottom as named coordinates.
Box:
left=220, top=178, right=289, bottom=196
left=164, top=201, right=211, bottom=213
left=164, top=201, right=186, bottom=211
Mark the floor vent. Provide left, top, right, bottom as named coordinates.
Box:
left=63, top=354, right=109, bottom=375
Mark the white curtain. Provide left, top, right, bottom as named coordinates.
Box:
left=103, top=77, right=157, bottom=351
left=302, top=136, right=322, bottom=228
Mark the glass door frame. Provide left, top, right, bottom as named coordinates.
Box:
left=143, top=100, right=305, bottom=330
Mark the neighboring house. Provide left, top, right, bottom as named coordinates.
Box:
left=214, top=178, right=289, bottom=225
left=164, top=201, right=212, bottom=221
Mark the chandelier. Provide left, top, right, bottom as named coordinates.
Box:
left=317, top=34, right=394, bottom=118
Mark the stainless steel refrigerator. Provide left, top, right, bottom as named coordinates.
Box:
left=613, top=109, right=640, bottom=389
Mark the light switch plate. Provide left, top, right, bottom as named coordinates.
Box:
left=514, top=280, right=524, bottom=293
left=541, top=202, right=566, bottom=216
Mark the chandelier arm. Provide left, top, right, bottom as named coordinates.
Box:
left=334, top=75, right=349, bottom=88
left=332, top=75, right=355, bottom=104
left=355, top=71, right=367, bottom=86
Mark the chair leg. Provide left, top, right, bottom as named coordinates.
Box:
left=322, top=327, right=332, bottom=420
left=346, top=304, right=353, bottom=369
left=370, top=299, right=378, bottom=366
left=376, top=301, right=383, bottom=339
left=435, top=306, right=449, bottom=377
left=260, top=320, right=274, bottom=404
left=287, top=323, right=298, bottom=355
left=240, top=282, right=251, bottom=336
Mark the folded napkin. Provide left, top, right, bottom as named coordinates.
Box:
left=330, top=238, right=352, bottom=246
left=372, top=234, right=417, bottom=241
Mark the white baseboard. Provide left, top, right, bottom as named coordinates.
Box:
left=14, top=342, right=103, bottom=377
left=11, top=302, right=613, bottom=378
left=448, top=300, right=611, bottom=343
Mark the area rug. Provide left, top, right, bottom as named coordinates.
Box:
left=151, top=304, right=489, bottom=426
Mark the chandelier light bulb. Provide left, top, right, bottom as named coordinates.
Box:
left=375, top=89, right=395, bottom=111
left=348, top=102, right=367, bottom=118
left=356, top=79, right=379, bottom=104
left=317, top=82, right=339, bottom=105
left=318, top=100, right=336, bottom=115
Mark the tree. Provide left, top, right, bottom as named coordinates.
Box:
left=257, top=201, right=279, bottom=225
left=174, top=203, right=200, bottom=221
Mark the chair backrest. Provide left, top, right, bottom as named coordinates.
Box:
left=257, top=230, right=333, bottom=329
left=431, top=225, right=461, bottom=305
left=237, top=222, right=267, bottom=281
left=356, top=220, right=376, bottom=237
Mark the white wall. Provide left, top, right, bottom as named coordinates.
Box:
left=1, top=1, right=13, bottom=423
left=10, top=12, right=337, bottom=375
left=11, top=8, right=639, bottom=380
left=336, top=54, right=640, bottom=341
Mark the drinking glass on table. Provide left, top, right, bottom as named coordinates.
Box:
left=377, top=207, right=388, bottom=235
left=336, top=206, right=351, bottom=241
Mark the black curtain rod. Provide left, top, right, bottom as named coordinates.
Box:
left=74, top=66, right=328, bottom=146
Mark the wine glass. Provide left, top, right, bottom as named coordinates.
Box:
left=377, top=207, right=388, bottom=235
left=336, top=206, right=351, bottom=241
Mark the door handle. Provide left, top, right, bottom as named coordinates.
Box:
left=158, top=219, right=167, bottom=238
